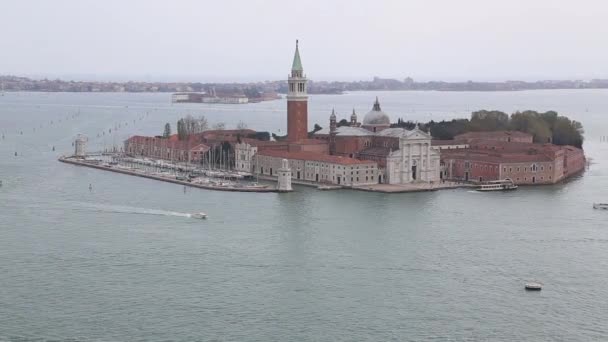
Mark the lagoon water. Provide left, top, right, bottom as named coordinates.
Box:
left=1, top=90, right=608, bottom=341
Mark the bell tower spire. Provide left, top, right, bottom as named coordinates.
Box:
left=287, top=40, right=308, bottom=142
left=291, top=40, right=303, bottom=76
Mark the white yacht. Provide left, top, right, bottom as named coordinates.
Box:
left=190, top=212, right=207, bottom=219
left=477, top=178, right=518, bottom=191
left=593, top=203, right=608, bottom=210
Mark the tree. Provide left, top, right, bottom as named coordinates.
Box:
left=249, top=131, right=270, bottom=141
left=427, top=119, right=470, bottom=140
left=213, top=122, right=226, bottom=130
left=308, top=123, right=323, bottom=137
left=469, top=110, right=509, bottom=131
left=510, top=111, right=544, bottom=142
left=337, top=119, right=349, bottom=127
left=176, top=115, right=208, bottom=140
left=163, top=123, right=171, bottom=138
left=184, top=115, right=197, bottom=135
left=552, top=117, right=584, bottom=147
left=197, top=115, right=208, bottom=132
left=391, top=118, right=416, bottom=129
left=177, top=119, right=186, bottom=140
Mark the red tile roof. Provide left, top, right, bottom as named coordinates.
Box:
left=258, top=150, right=375, bottom=165
left=358, top=147, right=392, bottom=157
left=431, top=139, right=469, bottom=146
left=442, top=149, right=553, bottom=163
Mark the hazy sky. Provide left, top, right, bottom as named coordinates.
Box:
left=2, top=0, right=607, bottom=82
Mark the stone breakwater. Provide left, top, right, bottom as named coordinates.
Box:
left=58, top=157, right=280, bottom=193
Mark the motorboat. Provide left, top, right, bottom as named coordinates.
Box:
left=525, top=282, right=542, bottom=291
left=593, top=203, right=608, bottom=210
left=191, top=212, right=207, bottom=219
left=477, top=178, right=518, bottom=191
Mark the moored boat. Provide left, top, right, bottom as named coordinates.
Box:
left=477, top=178, right=518, bottom=191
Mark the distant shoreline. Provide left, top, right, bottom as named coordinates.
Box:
left=2, top=75, right=608, bottom=94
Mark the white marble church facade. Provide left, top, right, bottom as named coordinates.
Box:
left=385, top=128, right=441, bottom=184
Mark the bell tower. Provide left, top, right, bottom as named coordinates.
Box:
left=350, top=109, right=358, bottom=126
left=329, top=109, right=337, bottom=155
left=287, top=40, right=308, bottom=142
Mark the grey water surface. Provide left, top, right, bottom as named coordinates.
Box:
left=1, top=90, right=607, bottom=341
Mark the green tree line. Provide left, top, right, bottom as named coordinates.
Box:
left=394, top=110, right=584, bottom=148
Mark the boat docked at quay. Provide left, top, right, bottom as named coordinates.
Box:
left=476, top=178, right=518, bottom=192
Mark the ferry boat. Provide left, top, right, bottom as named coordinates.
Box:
left=477, top=178, right=518, bottom=192
left=593, top=203, right=608, bottom=210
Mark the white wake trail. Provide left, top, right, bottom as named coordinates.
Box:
left=74, top=202, right=193, bottom=218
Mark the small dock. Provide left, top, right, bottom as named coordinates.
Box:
left=58, top=156, right=279, bottom=193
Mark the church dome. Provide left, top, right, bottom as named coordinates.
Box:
left=362, top=97, right=390, bottom=126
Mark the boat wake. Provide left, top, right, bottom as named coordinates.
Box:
left=74, top=202, right=192, bottom=218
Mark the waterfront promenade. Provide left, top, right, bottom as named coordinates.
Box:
left=353, top=181, right=473, bottom=193
left=257, top=173, right=471, bottom=193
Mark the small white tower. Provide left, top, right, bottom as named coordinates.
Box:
left=74, top=134, right=87, bottom=157
left=277, top=158, right=293, bottom=192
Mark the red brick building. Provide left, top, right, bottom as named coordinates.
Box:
left=124, top=135, right=210, bottom=163
left=124, top=129, right=256, bottom=163
left=255, top=149, right=378, bottom=186
left=440, top=137, right=585, bottom=184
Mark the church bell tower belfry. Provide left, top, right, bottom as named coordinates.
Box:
left=287, top=40, right=308, bottom=142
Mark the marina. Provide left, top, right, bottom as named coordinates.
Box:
left=58, top=155, right=279, bottom=193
